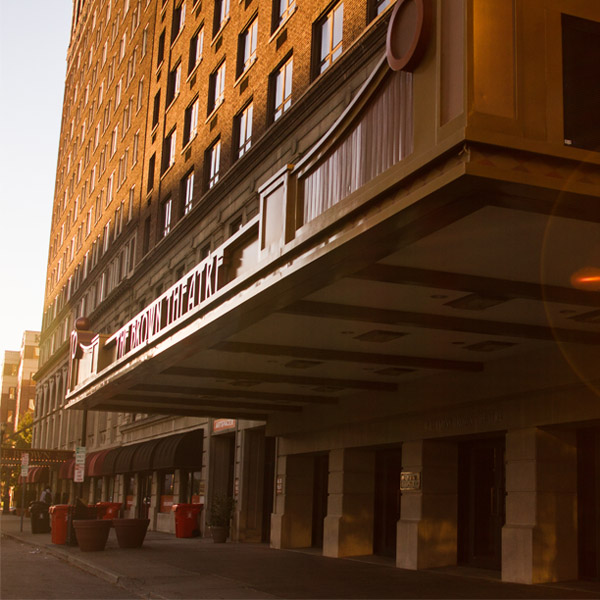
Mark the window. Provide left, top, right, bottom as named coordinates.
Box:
left=115, top=78, right=122, bottom=107
left=128, top=186, right=136, bottom=221
left=188, top=27, right=203, bottom=74
left=142, top=25, right=149, bottom=56
left=213, top=0, right=230, bottom=35
left=238, top=17, right=258, bottom=76
left=172, top=2, right=186, bottom=40
left=162, top=128, right=177, bottom=172
left=159, top=472, right=175, bottom=513
left=206, top=139, right=221, bottom=189
left=110, top=125, right=119, bottom=156
left=235, top=102, right=253, bottom=158
left=315, top=2, right=343, bottom=75
left=208, top=60, right=226, bottom=114
left=137, top=78, right=144, bottom=111
left=132, top=130, right=140, bottom=164
left=371, top=0, right=391, bottom=19
left=162, top=197, right=172, bottom=237
left=157, top=30, right=166, bottom=65
left=86, top=209, right=92, bottom=236
left=183, top=98, right=199, bottom=145
left=119, top=33, right=127, bottom=62
left=273, top=0, right=295, bottom=31
left=167, top=63, right=182, bottom=105
left=272, top=55, right=293, bottom=121
left=152, top=91, right=161, bottom=128
left=183, top=171, right=194, bottom=214
left=106, top=172, right=114, bottom=205
left=103, top=220, right=111, bottom=253
left=147, top=154, right=156, bottom=192
left=123, top=97, right=133, bottom=131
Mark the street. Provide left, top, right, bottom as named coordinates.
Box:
left=0, top=536, right=138, bottom=599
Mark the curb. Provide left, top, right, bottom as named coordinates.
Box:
left=2, top=531, right=122, bottom=587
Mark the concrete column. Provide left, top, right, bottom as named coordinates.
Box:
left=270, top=453, right=314, bottom=549
left=323, top=448, right=375, bottom=557
left=397, top=439, right=458, bottom=570
left=502, top=428, right=578, bottom=584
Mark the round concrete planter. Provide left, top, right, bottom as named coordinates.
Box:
left=73, top=519, right=112, bottom=551
left=112, top=518, right=150, bottom=548
left=210, top=526, right=228, bottom=543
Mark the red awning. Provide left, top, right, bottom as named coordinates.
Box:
left=59, top=457, right=75, bottom=479
left=86, top=449, right=112, bottom=477
left=28, top=466, right=50, bottom=483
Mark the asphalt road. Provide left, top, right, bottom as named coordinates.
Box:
left=0, top=536, right=139, bottom=599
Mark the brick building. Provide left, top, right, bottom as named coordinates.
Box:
left=35, top=0, right=600, bottom=586
left=1, top=331, right=40, bottom=436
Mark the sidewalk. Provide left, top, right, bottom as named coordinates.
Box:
left=2, top=515, right=599, bottom=599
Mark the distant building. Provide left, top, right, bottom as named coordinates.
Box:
left=0, top=351, right=20, bottom=435
left=36, top=0, right=600, bottom=586
left=1, top=331, right=40, bottom=436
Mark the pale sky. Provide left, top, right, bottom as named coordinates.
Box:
left=0, top=0, right=73, bottom=354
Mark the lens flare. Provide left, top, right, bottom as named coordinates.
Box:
left=570, top=267, right=600, bottom=291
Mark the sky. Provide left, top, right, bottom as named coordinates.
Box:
left=0, top=0, right=73, bottom=354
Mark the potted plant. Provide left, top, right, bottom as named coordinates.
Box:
left=207, top=495, right=235, bottom=543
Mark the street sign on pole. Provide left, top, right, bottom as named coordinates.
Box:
left=74, top=446, right=86, bottom=483
left=20, top=453, right=29, bottom=478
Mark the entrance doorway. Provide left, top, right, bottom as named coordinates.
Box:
left=210, top=432, right=235, bottom=499
left=373, top=448, right=402, bottom=557
left=458, top=438, right=505, bottom=569
left=137, top=473, right=152, bottom=519
left=261, top=436, right=276, bottom=542
left=578, top=427, right=600, bottom=580
left=311, top=453, right=329, bottom=548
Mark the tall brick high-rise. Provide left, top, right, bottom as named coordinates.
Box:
left=35, top=0, right=600, bottom=584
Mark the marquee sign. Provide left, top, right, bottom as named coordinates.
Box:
left=110, top=249, right=225, bottom=361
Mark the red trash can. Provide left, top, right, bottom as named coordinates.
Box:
left=96, top=501, right=122, bottom=520
left=49, top=504, right=71, bottom=545
left=172, top=503, right=203, bottom=538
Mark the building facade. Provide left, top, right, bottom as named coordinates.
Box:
left=36, top=0, right=600, bottom=586
left=1, top=331, right=40, bottom=436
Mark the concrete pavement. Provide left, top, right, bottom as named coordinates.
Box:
left=2, top=515, right=599, bottom=599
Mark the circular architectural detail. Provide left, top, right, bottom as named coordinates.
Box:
left=386, top=0, right=431, bottom=72
left=75, top=316, right=91, bottom=331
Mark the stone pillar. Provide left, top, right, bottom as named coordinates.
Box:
left=323, top=448, right=375, bottom=557
left=397, top=439, right=458, bottom=570
left=270, top=453, right=314, bottom=549
left=502, top=428, right=578, bottom=584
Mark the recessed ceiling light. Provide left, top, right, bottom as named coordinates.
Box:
left=445, top=293, right=509, bottom=311
left=463, top=341, right=516, bottom=352
left=569, top=309, right=600, bottom=324
left=374, top=367, right=415, bottom=376
left=354, top=330, right=406, bottom=343
left=284, top=359, right=322, bottom=369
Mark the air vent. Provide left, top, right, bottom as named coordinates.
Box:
left=354, top=330, right=406, bottom=343
left=185, top=148, right=192, bottom=161
left=276, top=29, right=287, bottom=50
left=284, top=359, right=322, bottom=369
left=190, top=74, right=196, bottom=87
left=570, top=309, right=600, bottom=324
left=374, top=367, right=414, bottom=377
left=210, top=115, right=218, bottom=130
left=239, top=77, right=249, bottom=94
left=215, top=36, right=223, bottom=52
left=445, top=293, right=508, bottom=311
left=463, top=341, right=516, bottom=352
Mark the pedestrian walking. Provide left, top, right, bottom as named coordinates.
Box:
left=39, top=487, right=52, bottom=505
